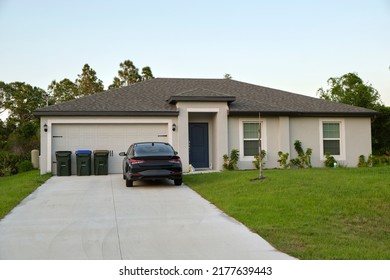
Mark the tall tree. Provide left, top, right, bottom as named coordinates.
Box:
left=109, top=60, right=154, bottom=89
left=119, top=60, right=141, bottom=85
left=0, top=81, right=44, bottom=155
left=318, top=72, right=389, bottom=155
left=108, top=77, right=123, bottom=90
left=317, top=72, right=382, bottom=109
left=48, top=78, right=79, bottom=103
left=141, top=66, right=154, bottom=81
left=75, top=64, right=104, bottom=96
left=0, top=81, right=46, bottom=125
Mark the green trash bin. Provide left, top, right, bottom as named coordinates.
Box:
left=75, top=150, right=92, bottom=176
left=55, top=151, right=72, bottom=176
left=94, top=150, right=109, bottom=175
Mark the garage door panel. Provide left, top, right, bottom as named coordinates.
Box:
left=52, top=123, right=168, bottom=175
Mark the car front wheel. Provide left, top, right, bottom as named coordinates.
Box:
left=126, top=178, right=133, bottom=187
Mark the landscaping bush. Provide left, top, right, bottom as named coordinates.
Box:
left=277, top=151, right=290, bottom=169
left=17, top=160, right=34, bottom=172
left=371, top=154, right=390, bottom=166
left=0, top=151, right=20, bottom=176
left=324, top=152, right=337, bottom=168
left=290, top=140, right=312, bottom=168
left=223, top=149, right=239, bottom=170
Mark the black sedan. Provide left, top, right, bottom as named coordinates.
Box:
left=119, top=142, right=182, bottom=187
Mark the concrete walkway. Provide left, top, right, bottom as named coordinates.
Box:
left=0, top=175, right=295, bottom=260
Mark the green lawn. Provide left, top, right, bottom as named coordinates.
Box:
left=183, top=167, right=390, bottom=260
left=0, top=170, right=52, bottom=220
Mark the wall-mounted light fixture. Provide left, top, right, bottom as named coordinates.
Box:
left=44, top=124, right=48, bottom=132
left=172, top=123, right=177, bottom=131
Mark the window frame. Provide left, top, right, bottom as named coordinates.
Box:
left=319, top=119, right=345, bottom=161
left=239, top=118, right=267, bottom=162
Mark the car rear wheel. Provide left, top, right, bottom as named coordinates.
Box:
left=174, top=178, right=182, bottom=186
left=126, top=178, right=133, bottom=187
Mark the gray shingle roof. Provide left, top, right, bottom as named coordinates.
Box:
left=167, top=88, right=236, bottom=104
left=33, top=78, right=377, bottom=117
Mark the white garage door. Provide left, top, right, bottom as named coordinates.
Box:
left=51, top=123, right=168, bottom=175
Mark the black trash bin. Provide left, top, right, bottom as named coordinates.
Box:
left=55, top=151, right=72, bottom=176
left=75, top=150, right=92, bottom=176
left=94, top=150, right=109, bottom=175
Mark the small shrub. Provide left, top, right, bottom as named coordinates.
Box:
left=223, top=149, right=239, bottom=170
left=252, top=150, right=266, bottom=169
left=0, top=151, right=20, bottom=176
left=277, top=151, right=290, bottom=169
left=324, top=152, right=337, bottom=168
left=357, top=155, right=373, bottom=167
left=17, top=160, right=34, bottom=173
left=371, top=155, right=390, bottom=166
left=290, top=140, right=312, bottom=168
left=289, top=158, right=302, bottom=168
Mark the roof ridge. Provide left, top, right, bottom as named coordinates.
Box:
left=173, top=87, right=234, bottom=97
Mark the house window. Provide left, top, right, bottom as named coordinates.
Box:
left=323, top=123, right=340, bottom=155
left=243, top=122, right=261, bottom=156
left=239, top=118, right=266, bottom=162
left=320, top=120, right=345, bottom=161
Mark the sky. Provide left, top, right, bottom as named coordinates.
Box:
left=1, top=0, right=389, bottom=106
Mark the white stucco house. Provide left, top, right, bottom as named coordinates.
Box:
left=33, top=78, right=377, bottom=175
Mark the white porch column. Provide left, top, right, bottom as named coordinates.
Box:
left=214, top=105, right=229, bottom=170
left=177, top=107, right=189, bottom=172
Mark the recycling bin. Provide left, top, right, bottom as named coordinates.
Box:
left=75, top=150, right=92, bottom=176
left=93, top=150, right=109, bottom=175
left=55, top=151, right=72, bottom=176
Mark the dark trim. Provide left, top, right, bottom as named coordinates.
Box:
left=33, top=111, right=180, bottom=117
left=167, top=95, right=236, bottom=104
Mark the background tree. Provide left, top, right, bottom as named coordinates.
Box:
left=141, top=66, right=154, bottom=81
left=48, top=78, right=79, bottom=104
left=0, top=81, right=46, bottom=125
left=75, top=64, right=104, bottom=96
left=317, top=72, right=382, bottom=109
left=6, top=121, right=40, bottom=155
left=318, top=72, right=389, bottom=155
left=224, top=73, right=232, bottom=80
left=108, top=77, right=123, bottom=90
left=371, top=105, right=390, bottom=155
left=109, top=60, right=154, bottom=89
left=0, top=81, right=45, bottom=156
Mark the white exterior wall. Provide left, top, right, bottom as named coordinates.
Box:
left=344, top=117, right=372, bottom=166
left=229, top=116, right=283, bottom=169
left=229, top=116, right=372, bottom=169
left=39, top=113, right=372, bottom=174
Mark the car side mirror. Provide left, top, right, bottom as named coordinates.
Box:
left=174, top=151, right=178, bottom=155
left=119, top=152, right=126, bottom=156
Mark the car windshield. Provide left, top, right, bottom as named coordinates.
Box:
left=134, top=143, right=175, bottom=157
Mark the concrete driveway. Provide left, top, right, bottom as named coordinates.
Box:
left=0, top=175, right=294, bottom=260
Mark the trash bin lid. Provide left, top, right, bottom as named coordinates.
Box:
left=55, top=151, right=72, bottom=156
left=93, top=150, right=109, bottom=155
left=75, top=150, right=92, bottom=155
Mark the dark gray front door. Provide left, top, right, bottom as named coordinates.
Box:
left=189, top=123, right=209, bottom=168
